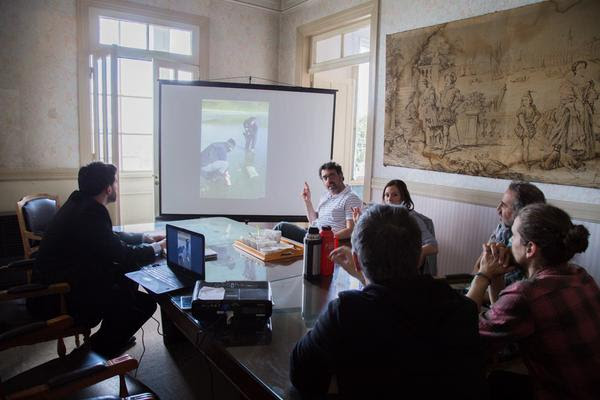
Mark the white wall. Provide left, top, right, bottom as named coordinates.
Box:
left=280, top=0, right=600, bottom=281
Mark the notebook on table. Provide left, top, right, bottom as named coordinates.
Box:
left=126, top=224, right=207, bottom=294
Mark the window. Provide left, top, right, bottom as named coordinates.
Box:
left=310, top=19, right=371, bottom=183
left=98, top=16, right=194, bottom=56
left=353, top=62, right=369, bottom=179
left=78, top=0, right=208, bottom=223
left=315, top=34, right=341, bottom=63
left=83, top=3, right=204, bottom=172
left=312, top=22, right=370, bottom=68
left=343, top=25, right=370, bottom=57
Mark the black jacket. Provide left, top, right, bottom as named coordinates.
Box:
left=290, top=276, right=486, bottom=399
left=35, top=191, right=155, bottom=308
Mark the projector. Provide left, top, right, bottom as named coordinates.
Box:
left=191, top=280, right=273, bottom=324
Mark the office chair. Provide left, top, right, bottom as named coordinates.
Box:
left=16, top=194, right=60, bottom=260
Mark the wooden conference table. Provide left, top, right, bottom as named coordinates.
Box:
left=117, top=217, right=362, bottom=399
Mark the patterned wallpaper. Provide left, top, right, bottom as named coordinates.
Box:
left=208, top=0, right=280, bottom=83
left=0, top=0, right=79, bottom=169
left=0, top=0, right=279, bottom=170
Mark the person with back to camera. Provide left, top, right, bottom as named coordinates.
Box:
left=466, top=203, right=600, bottom=399
left=32, top=162, right=165, bottom=358
left=290, top=204, right=486, bottom=399
left=353, top=179, right=438, bottom=272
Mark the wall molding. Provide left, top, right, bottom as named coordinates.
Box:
left=371, top=177, right=600, bottom=223
left=0, top=168, right=78, bottom=182
left=224, top=0, right=309, bottom=12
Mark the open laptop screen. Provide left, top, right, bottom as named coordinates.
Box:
left=166, top=224, right=205, bottom=278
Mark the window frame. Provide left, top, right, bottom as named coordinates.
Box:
left=310, top=19, right=371, bottom=74
left=296, top=1, right=378, bottom=195
left=89, top=7, right=200, bottom=64
left=77, top=0, right=208, bottom=167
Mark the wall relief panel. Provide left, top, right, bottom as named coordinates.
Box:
left=384, top=0, right=600, bottom=188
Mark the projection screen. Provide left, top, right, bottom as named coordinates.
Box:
left=159, top=81, right=336, bottom=220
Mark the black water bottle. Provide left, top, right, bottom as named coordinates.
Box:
left=303, top=227, right=322, bottom=279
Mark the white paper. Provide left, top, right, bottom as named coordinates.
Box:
left=198, top=286, right=225, bottom=300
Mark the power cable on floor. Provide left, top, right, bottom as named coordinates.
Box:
left=134, top=326, right=146, bottom=378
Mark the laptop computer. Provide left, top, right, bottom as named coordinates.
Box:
left=126, top=224, right=207, bottom=294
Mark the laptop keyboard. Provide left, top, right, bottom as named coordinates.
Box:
left=143, top=264, right=181, bottom=288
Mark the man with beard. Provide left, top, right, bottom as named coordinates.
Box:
left=33, top=162, right=165, bottom=357
left=473, top=181, right=546, bottom=301
left=275, top=161, right=362, bottom=243
left=467, top=204, right=600, bottom=399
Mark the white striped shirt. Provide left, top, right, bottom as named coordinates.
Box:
left=314, top=186, right=362, bottom=232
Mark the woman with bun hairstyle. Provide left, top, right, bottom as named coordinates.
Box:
left=467, top=203, right=600, bottom=399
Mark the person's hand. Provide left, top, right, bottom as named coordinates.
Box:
left=144, top=232, right=165, bottom=243
left=352, top=207, right=362, bottom=224
left=329, top=246, right=353, bottom=270
left=301, top=182, right=311, bottom=202
left=479, top=243, right=513, bottom=278
left=157, top=238, right=167, bottom=251
left=329, top=247, right=364, bottom=283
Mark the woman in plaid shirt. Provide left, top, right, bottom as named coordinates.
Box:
left=467, top=203, right=600, bottom=400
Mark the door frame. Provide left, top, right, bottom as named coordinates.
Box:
left=295, top=0, right=379, bottom=200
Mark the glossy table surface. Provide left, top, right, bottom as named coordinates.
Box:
left=118, top=217, right=361, bottom=399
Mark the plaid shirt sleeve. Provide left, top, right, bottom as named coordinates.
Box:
left=479, top=282, right=535, bottom=342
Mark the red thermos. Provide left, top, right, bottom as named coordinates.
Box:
left=320, top=226, right=335, bottom=276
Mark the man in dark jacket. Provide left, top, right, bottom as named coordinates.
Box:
left=34, top=162, right=165, bottom=357
left=290, top=204, right=486, bottom=398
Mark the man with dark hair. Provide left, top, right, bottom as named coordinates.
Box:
left=34, top=161, right=165, bottom=357
left=275, top=161, right=362, bottom=243
left=290, top=204, right=485, bottom=398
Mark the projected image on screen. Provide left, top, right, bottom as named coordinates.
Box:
left=199, top=100, right=269, bottom=199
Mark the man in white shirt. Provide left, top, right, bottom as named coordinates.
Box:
left=276, top=161, right=362, bottom=243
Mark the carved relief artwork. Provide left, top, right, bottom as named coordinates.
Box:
left=384, top=0, right=600, bottom=188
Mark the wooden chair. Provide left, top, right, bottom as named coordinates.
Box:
left=1, top=350, right=156, bottom=400
left=0, top=266, right=90, bottom=357
left=0, top=279, right=157, bottom=399
left=16, top=194, right=60, bottom=259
